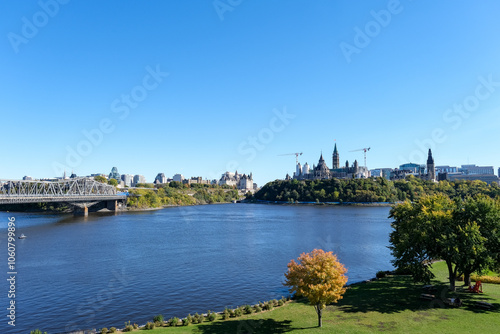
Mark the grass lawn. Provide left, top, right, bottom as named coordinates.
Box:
left=112, top=262, right=499, bottom=333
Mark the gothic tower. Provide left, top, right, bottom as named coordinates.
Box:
left=427, top=149, right=435, bottom=181
left=332, top=143, right=339, bottom=169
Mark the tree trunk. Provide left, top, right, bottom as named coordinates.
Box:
left=446, top=261, right=456, bottom=291
left=315, top=304, right=323, bottom=327
left=464, top=272, right=471, bottom=286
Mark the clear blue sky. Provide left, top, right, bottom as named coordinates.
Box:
left=2, top=0, right=500, bottom=186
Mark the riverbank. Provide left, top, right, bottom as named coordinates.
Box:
left=246, top=199, right=395, bottom=207
left=93, top=262, right=499, bottom=334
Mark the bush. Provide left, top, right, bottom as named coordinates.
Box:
left=144, top=322, right=155, bottom=330
left=109, top=327, right=117, bottom=333
left=272, top=299, right=279, bottom=306
left=154, top=321, right=162, bottom=327
left=30, top=330, right=47, bottom=334
left=244, top=304, right=253, bottom=314
left=223, top=308, right=231, bottom=320
left=168, top=317, right=179, bottom=327
left=471, top=274, right=500, bottom=284
left=133, top=323, right=139, bottom=329
left=153, top=314, right=164, bottom=323
left=194, top=312, right=204, bottom=324
left=123, top=321, right=134, bottom=332
left=263, top=302, right=273, bottom=311
left=207, top=310, right=217, bottom=322
left=376, top=270, right=387, bottom=279
left=234, top=307, right=243, bottom=317
left=254, top=305, right=262, bottom=312
left=184, top=314, right=193, bottom=326
left=278, top=299, right=284, bottom=306
left=100, top=328, right=108, bottom=334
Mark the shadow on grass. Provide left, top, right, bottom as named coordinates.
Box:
left=193, top=318, right=294, bottom=334
left=322, top=275, right=500, bottom=314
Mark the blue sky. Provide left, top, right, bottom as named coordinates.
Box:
left=2, top=0, right=500, bottom=186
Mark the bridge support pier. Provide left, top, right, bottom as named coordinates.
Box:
left=74, top=205, right=88, bottom=217
left=106, top=200, right=118, bottom=212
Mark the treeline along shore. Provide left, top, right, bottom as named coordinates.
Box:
left=251, top=176, right=500, bottom=203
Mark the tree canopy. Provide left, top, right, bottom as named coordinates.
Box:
left=253, top=177, right=500, bottom=203
left=284, top=249, right=347, bottom=327
left=389, top=194, right=500, bottom=290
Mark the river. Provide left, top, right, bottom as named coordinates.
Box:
left=0, top=203, right=393, bottom=333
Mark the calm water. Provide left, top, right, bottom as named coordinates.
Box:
left=0, top=204, right=393, bottom=333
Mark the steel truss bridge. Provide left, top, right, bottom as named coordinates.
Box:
left=0, top=178, right=127, bottom=215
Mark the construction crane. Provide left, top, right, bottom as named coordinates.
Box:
left=279, top=152, right=303, bottom=164
left=349, top=147, right=371, bottom=168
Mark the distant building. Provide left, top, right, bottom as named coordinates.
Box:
left=109, top=167, right=121, bottom=181
left=392, top=149, right=436, bottom=182
left=293, top=143, right=369, bottom=180
left=173, top=174, right=184, bottom=182
left=218, top=171, right=255, bottom=191
left=154, top=173, right=167, bottom=184
left=459, top=165, right=494, bottom=175
left=186, top=176, right=210, bottom=185
left=121, top=174, right=134, bottom=187
left=22, top=176, right=33, bottom=181
left=436, top=165, right=458, bottom=174
left=133, top=175, right=146, bottom=186
left=447, top=173, right=500, bottom=185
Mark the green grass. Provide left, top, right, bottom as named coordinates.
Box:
left=112, top=262, right=500, bottom=333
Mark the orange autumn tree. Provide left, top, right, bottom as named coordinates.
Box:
left=284, top=249, right=348, bottom=327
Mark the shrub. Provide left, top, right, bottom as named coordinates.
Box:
left=278, top=299, right=284, bottom=306
left=222, top=308, right=231, bottom=320
left=254, top=305, right=262, bottom=312
left=144, top=322, right=155, bottom=330
left=100, top=328, right=108, bottom=334
left=194, top=312, right=204, bottom=324
left=168, top=317, right=179, bottom=327
left=263, top=302, right=273, bottom=311
left=207, top=310, right=217, bottom=322
left=376, top=270, right=387, bottom=279
left=244, top=304, right=253, bottom=314
left=133, top=323, right=139, bottom=329
left=471, top=274, right=500, bottom=284
left=154, top=321, right=162, bottom=327
left=153, top=314, right=164, bottom=323
left=109, top=327, right=117, bottom=333
left=234, top=307, right=243, bottom=317
left=123, top=321, right=134, bottom=332
left=30, top=331, right=47, bottom=334
left=184, top=314, right=193, bottom=325
left=272, top=299, right=279, bottom=306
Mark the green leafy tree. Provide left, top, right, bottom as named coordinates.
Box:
left=94, top=175, right=107, bottom=183
left=390, top=194, right=500, bottom=291
left=284, top=249, right=347, bottom=327
left=108, top=178, right=118, bottom=186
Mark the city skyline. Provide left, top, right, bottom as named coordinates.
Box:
left=2, top=1, right=500, bottom=187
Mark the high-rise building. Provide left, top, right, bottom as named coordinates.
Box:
left=154, top=173, right=167, bottom=184
left=173, top=174, right=184, bottom=182
left=121, top=174, right=134, bottom=187
left=109, top=167, right=121, bottom=181
left=133, top=175, right=146, bottom=186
